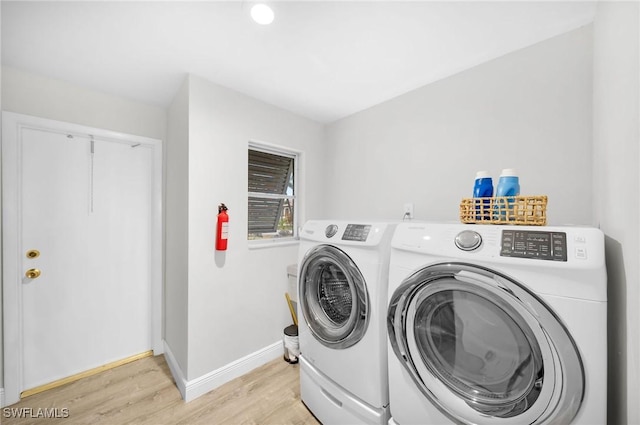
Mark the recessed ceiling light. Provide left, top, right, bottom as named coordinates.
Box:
left=251, top=4, right=274, bottom=25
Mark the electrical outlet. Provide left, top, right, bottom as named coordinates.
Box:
left=403, top=203, right=414, bottom=219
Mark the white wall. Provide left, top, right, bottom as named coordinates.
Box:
left=325, top=26, right=593, bottom=226
left=165, top=78, right=190, bottom=375
left=172, top=75, right=325, bottom=381
left=592, top=2, right=640, bottom=424
left=2, top=67, right=166, bottom=141
left=1, top=66, right=167, bottom=396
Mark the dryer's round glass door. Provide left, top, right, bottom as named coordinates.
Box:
left=388, top=263, right=584, bottom=425
left=299, top=245, right=369, bottom=349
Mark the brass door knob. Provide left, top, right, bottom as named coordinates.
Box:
left=25, top=269, right=41, bottom=279
left=26, top=249, right=40, bottom=259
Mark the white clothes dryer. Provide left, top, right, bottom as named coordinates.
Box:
left=298, top=220, right=397, bottom=425
left=387, top=223, right=607, bottom=425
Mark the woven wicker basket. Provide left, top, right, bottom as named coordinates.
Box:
left=459, top=195, right=547, bottom=226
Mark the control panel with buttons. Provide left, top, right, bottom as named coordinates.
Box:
left=342, top=224, right=372, bottom=242
left=501, top=230, right=568, bottom=261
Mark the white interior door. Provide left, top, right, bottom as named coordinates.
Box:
left=2, top=112, right=163, bottom=404
left=21, top=131, right=153, bottom=390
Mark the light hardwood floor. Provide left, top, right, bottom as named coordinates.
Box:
left=3, top=355, right=321, bottom=425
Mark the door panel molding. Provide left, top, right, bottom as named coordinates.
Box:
left=2, top=112, right=163, bottom=406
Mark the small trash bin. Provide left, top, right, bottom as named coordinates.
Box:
left=283, top=324, right=299, bottom=364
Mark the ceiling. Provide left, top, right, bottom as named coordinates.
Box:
left=2, top=1, right=597, bottom=123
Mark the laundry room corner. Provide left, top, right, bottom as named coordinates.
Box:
left=164, top=74, right=326, bottom=397
left=1, top=2, right=638, bottom=422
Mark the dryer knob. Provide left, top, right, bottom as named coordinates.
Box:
left=325, top=224, right=339, bottom=238
left=455, top=230, right=482, bottom=251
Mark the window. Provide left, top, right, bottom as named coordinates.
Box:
left=248, top=143, right=298, bottom=242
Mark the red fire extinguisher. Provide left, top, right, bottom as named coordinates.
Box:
left=216, top=203, right=229, bottom=251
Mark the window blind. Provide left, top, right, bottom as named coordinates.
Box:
left=248, top=149, right=294, bottom=235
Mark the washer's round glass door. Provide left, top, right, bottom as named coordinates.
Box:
left=412, top=285, right=543, bottom=414
left=299, top=245, right=369, bottom=348
left=388, top=263, right=584, bottom=425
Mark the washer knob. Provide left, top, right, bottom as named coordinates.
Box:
left=455, top=230, right=482, bottom=251
left=325, top=224, right=339, bottom=238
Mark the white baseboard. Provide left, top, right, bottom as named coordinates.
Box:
left=163, top=340, right=282, bottom=403
left=162, top=341, right=188, bottom=400
left=1, top=388, right=5, bottom=408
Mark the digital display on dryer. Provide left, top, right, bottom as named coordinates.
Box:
left=501, top=230, right=567, bottom=261
left=342, top=224, right=371, bottom=242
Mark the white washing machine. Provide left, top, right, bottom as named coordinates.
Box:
left=387, top=222, right=607, bottom=425
left=298, top=220, right=397, bottom=425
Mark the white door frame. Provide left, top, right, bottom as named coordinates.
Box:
left=2, top=112, right=164, bottom=406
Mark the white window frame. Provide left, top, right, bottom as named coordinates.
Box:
left=248, top=140, right=300, bottom=248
